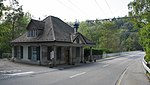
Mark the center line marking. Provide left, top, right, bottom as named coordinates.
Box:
left=70, top=72, right=86, bottom=78
left=116, top=69, right=127, bottom=85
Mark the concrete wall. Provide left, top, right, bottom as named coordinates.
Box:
left=58, top=47, right=66, bottom=64
left=41, top=45, right=48, bottom=65
left=12, top=45, right=28, bottom=61
left=72, top=47, right=76, bottom=63
left=72, top=47, right=82, bottom=63
left=23, top=45, right=29, bottom=61
left=12, top=47, right=14, bottom=58
left=12, top=45, right=83, bottom=66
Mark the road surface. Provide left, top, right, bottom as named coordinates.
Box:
left=0, top=51, right=149, bottom=85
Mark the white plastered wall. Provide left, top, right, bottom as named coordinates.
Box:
left=23, top=45, right=29, bottom=61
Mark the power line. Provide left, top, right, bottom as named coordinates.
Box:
left=57, top=0, right=92, bottom=21
left=67, top=0, right=84, bottom=13
left=66, top=0, right=91, bottom=20
left=56, top=0, right=73, bottom=11
left=94, top=0, right=107, bottom=18
left=104, top=0, right=114, bottom=16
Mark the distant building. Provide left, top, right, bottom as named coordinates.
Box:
left=11, top=16, right=95, bottom=66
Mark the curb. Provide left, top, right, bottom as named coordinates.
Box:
left=97, top=56, right=120, bottom=62
left=33, top=69, right=58, bottom=75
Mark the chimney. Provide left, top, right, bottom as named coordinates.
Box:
left=74, top=20, right=79, bottom=33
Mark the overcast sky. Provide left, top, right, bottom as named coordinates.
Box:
left=19, top=0, right=133, bottom=22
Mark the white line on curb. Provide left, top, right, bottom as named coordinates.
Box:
left=70, top=72, right=86, bottom=78
left=142, top=56, right=150, bottom=73
left=143, top=61, right=150, bottom=73
left=4, top=71, right=34, bottom=76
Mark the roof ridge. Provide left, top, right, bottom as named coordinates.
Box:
left=73, top=33, right=86, bottom=44
left=78, top=32, right=88, bottom=44
left=49, top=16, right=56, bottom=41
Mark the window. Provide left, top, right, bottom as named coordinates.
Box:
left=57, top=47, right=61, bottom=60
left=27, top=30, right=38, bottom=37
left=14, top=46, right=23, bottom=59
left=28, top=46, right=40, bottom=61
left=32, top=47, right=37, bottom=61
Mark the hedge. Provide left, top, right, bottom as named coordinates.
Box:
left=84, top=48, right=112, bottom=56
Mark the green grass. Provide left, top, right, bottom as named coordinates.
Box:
left=144, top=54, right=150, bottom=62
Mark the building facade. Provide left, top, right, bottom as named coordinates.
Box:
left=11, top=16, right=95, bottom=66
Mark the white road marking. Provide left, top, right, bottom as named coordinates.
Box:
left=116, top=68, right=128, bottom=85
left=103, top=64, right=109, bottom=67
left=4, top=71, right=34, bottom=76
left=70, top=72, right=86, bottom=78
left=0, top=70, right=22, bottom=73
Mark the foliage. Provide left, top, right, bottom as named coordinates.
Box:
left=0, top=0, right=31, bottom=57
left=139, top=23, right=150, bottom=62
left=84, top=48, right=104, bottom=56
left=128, top=0, right=150, bottom=62
left=78, top=19, right=142, bottom=53
left=0, top=0, right=8, bottom=19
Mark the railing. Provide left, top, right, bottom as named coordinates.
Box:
left=142, top=57, right=150, bottom=73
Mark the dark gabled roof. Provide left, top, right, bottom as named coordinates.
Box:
left=26, top=19, right=45, bottom=30
left=11, top=16, right=95, bottom=45
left=47, top=16, right=74, bottom=42
left=72, top=32, right=96, bottom=45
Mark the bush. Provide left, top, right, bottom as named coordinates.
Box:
left=2, top=53, right=12, bottom=59
left=84, top=48, right=104, bottom=56
left=92, top=49, right=103, bottom=55
left=84, top=48, right=90, bottom=57
left=0, top=49, right=3, bottom=58
left=145, top=54, right=150, bottom=62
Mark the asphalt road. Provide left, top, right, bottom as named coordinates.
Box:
left=0, top=51, right=149, bottom=85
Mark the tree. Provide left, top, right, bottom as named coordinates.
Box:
left=0, top=0, right=31, bottom=56
left=128, top=0, right=150, bottom=62
left=139, top=24, right=150, bottom=61
left=0, top=0, right=8, bottom=19
left=5, top=0, right=24, bottom=39
left=78, top=18, right=143, bottom=53
left=79, top=21, right=122, bottom=52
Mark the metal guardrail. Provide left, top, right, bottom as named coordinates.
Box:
left=142, top=58, right=150, bottom=73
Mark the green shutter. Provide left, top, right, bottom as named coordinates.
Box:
left=28, top=47, right=31, bottom=59
left=21, top=46, right=23, bottom=59
left=36, top=46, right=40, bottom=60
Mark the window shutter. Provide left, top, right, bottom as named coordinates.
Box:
left=14, top=46, right=17, bottom=58
left=28, top=47, right=31, bottom=59
left=36, top=46, right=40, bottom=60
left=21, top=46, right=23, bottom=59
